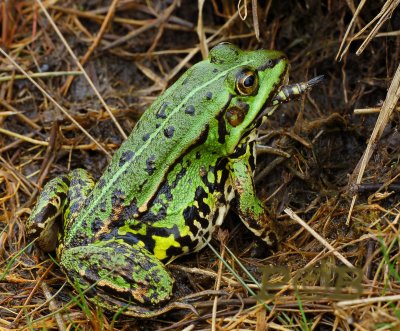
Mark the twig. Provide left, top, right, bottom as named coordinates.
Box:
left=0, top=71, right=82, bottom=82
left=347, top=62, right=400, bottom=224
left=284, top=208, right=355, bottom=269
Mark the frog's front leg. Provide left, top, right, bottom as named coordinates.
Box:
left=228, top=149, right=280, bottom=246
left=60, top=239, right=176, bottom=317
left=27, top=169, right=94, bottom=252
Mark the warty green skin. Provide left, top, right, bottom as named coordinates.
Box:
left=27, top=43, right=290, bottom=317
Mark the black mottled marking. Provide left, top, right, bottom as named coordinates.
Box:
left=183, top=205, right=196, bottom=224
left=83, top=195, right=93, bottom=208
left=156, top=123, right=161, bottom=128
left=196, top=151, right=201, bottom=159
left=68, top=201, right=82, bottom=215
left=216, top=159, right=230, bottom=188
left=229, top=142, right=248, bottom=159
left=120, top=200, right=139, bottom=220
left=69, top=218, right=92, bottom=246
left=217, top=115, right=227, bottom=144
left=142, top=133, right=150, bottom=142
left=97, top=178, right=106, bottom=189
left=172, top=233, right=194, bottom=249
left=132, top=232, right=155, bottom=253
left=205, top=91, right=212, bottom=100
left=111, top=189, right=125, bottom=206
left=213, top=68, right=219, bottom=73
left=195, top=186, right=211, bottom=215
left=90, top=217, right=103, bottom=234
left=183, top=205, right=210, bottom=230
left=145, top=155, right=156, bottom=175
left=170, top=166, right=187, bottom=189
left=199, top=165, right=216, bottom=192
left=164, top=126, right=175, bottom=138
left=227, top=185, right=233, bottom=194
left=216, top=94, right=233, bottom=144
left=197, top=215, right=210, bottom=229
left=187, top=219, right=200, bottom=237
left=70, top=186, right=81, bottom=201
left=182, top=77, right=189, bottom=85
left=267, top=232, right=278, bottom=247
left=35, top=203, right=58, bottom=225
left=156, top=102, right=168, bottom=119
left=141, top=207, right=167, bottom=224
left=75, top=177, right=87, bottom=187
left=116, top=231, right=140, bottom=246
left=153, top=224, right=180, bottom=240
left=165, top=245, right=185, bottom=261
left=248, top=143, right=256, bottom=172
left=119, top=150, right=135, bottom=167
left=212, top=208, right=222, bottom=223
left=250, top=218, right=263, bottom=231
left=196, top=124, right=209, bottom=146
left=156, top=182, right=173, bottom=201
left=61, top=175, right=71, bottom=188
left=185, top=105, right=195, bottom=116
left=99, top=201, right=107, bottom=213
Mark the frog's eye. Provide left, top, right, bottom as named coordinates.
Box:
left=236, top=69, right=259, bottom=96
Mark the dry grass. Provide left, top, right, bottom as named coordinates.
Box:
left=0, top=0, right=399, bottom=330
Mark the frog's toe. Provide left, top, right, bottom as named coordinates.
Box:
left=60, top=240, right=174, bottom=315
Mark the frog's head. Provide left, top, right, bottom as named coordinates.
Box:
left=208, top=43, right=289, bottom=154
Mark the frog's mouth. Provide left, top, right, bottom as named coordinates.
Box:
left=254, top=69, right=290, bottom=125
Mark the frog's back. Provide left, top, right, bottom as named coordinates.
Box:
left=64, top=60, right=234, bottom=246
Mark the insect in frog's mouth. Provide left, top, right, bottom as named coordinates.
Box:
left=254, top=71, right=290, bottom=125
left=256, top=73, right=324, bottom=124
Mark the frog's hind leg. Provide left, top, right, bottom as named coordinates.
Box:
left=27, top=169, right=95, bottom=252
left=60, top=239, right=183, bottom=317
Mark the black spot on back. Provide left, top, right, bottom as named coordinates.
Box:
left=119, top=151, right=135, bottom=167
left=164, top=126, right=175, bottom=138
left=98, top=178, right=106, bottom=189
left=142, top=133, right=150, bottom=141
left=146, top=155, right=156, bottom=175
left=121, top=200, right=139, bottom=220
left=185, top=105, right=195, bottom=116
left=156, top=102, right=168, bottom=119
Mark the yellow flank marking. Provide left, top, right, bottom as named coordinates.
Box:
left=217, top=169, right=223, bottom=183
left=119, top=223, right=147, bottom=236
left=152, top=234, right=180, bottom=261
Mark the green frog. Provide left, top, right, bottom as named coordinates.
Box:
left=27, top=43, right=322, bottom=317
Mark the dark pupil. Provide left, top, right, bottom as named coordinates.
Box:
left=243, top=75, right=255, bottom=87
